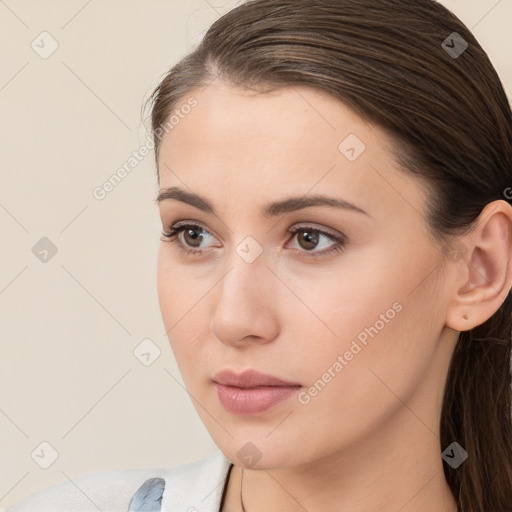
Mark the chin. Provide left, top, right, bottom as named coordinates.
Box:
left=213, top=432, right=312, bottom=471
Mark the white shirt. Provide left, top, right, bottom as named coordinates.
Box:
left=6, top=450, right=233, bottom=512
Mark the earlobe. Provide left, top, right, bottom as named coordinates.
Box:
left=445, top=200, right=512, bottom=332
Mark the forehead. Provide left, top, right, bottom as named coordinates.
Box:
left=159, top=82, right=372, bottom=163
left=156, top=82, right=429, bottom=224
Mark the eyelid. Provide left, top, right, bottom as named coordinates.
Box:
left=290, top=222, right=344, bottom=240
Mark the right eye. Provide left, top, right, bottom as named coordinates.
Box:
left=161, top=223, right=217, bottom=256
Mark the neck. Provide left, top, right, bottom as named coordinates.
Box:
left=237, top=409, right=457, bottom=512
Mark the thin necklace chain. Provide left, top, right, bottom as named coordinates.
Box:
left=240, top=468, right=247, bottom=512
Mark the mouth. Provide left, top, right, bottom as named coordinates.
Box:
left=212, top=369, right=302, bottom=416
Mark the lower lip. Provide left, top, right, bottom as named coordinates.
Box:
left=215, top=383, right=301, bottom=415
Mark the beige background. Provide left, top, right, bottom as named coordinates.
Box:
left=1, top=0, right=511, bottom=509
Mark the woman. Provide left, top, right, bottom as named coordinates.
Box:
left=8, top=0, right=512, bottom=511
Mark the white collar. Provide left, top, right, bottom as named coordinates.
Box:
left=160, top=450, right=233, bottom=511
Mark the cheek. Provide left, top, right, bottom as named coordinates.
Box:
left=293, top=248, right=445, bottom=435
left=156, top=247, right=204, bottom=325
left=157, top=249, right=201, bottom=367
left=283, top=249, right=408, bottom=362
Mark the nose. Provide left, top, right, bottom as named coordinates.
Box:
left=210, top=254, right=279, bottom=347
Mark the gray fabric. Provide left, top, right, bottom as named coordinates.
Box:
left=127, top=478, right=165, bottom=512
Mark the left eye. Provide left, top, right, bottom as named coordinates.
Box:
left=161, top=223, right=347, bottom=259
left=288, top=226, right=339, bottom=253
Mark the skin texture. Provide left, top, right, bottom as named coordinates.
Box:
left=156, top=81, right=512, bottom=511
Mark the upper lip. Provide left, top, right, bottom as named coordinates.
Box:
left=213, top=369, right=301, bottom=388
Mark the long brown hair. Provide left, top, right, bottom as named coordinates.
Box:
left=145, top=1, right=512, bottom=509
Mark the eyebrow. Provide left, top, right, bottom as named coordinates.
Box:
left=156, top=187, right=369, bottom=218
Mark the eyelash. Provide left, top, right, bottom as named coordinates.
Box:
left=161, top=222, right=347, bottom=259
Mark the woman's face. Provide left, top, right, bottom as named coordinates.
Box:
left=156, top=81, right=458, bottom=469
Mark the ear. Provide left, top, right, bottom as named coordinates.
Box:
left=445, top=200, right=512, bottom=332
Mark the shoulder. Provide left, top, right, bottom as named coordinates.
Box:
left=5, top=466, right=160, bottom=512
left=6, top=450, right=233, bottom=512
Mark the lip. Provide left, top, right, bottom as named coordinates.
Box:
left=213, top=369, right=301, bottom=388
left=213, top=369, right=302, bottom=416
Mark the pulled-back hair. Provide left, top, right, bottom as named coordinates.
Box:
left=146, top=1, right=512, bottom=509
